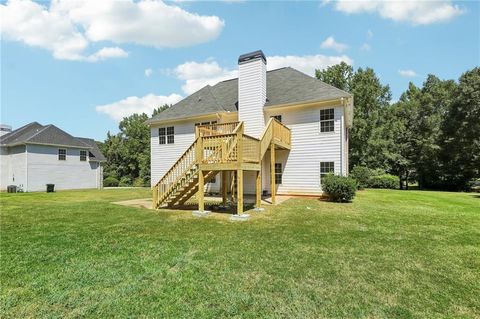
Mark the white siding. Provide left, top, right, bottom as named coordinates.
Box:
left=0, top=146, right=10, bottom=190
left=26, top=145, right=100, bottom=191
left=262, top=105, right=346, bottom=195
left=238, top=59, right=266, bottom=138
left=150, top=117, right=220, bottom=193
left=0, top=145, right=26, bottom=190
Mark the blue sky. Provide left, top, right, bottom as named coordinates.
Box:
left=1, top=0, right=479, bottom=141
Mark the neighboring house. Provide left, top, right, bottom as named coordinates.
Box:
left=0, top=122, right=105, bottom=192
left=147, top=50, right=353, bottom=213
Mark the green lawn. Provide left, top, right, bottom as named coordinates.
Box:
left=1, top=189, right=479, bottom=318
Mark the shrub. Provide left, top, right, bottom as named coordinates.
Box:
left=367, top=174, right=400, bottom=189
left=133, top=177, right=147, bottom=187
left=103, top=176, right=119, bottom=187
left=350, top=166, right=371, bottom=189
left=322, top=174, right=358, bottom=202
left=118, top=176, right=132, bottom=187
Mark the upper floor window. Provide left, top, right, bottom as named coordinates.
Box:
left=58, top=149, right=66, bottom=161
left=271, top=115, right=282, bottom=123
left=320, top=162, right=335, bottom=181
left=320, top=108, right=334, bottom=132
left=80, top=150, right=87, bottom=161
left=159, top=126, right=174, bottom=144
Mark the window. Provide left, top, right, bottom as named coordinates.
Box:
left=159, top=126, right=174, bottom=144
left=80, top=150, right=87, bottom=161
left=320, top=162, right=335, bottom=180
left=58, top=149, right=66, bottom=161
left=271, top=115, right=282, bottom=123
left=167, top=126, right=174, bottom=144
left=209, top=174, right=217, bottom=184
left=275, top=163, right=282, bottom=185
left=195, top=120, right=217, bottom=127
left=320, top=108, right=334, bottom=132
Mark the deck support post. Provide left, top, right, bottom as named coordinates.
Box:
left=270, top=143, right=276, bottom=205
left=255, top=170, right=261, bottom=208
left=152, top=186, right=158, bottom=209
left=237, top=169, right=243, bottom=214
left=222, top=171, right=227, bottom=206
left=198, top=170, right=205, bottom=212
left=230, top=171, right=235, bottom=202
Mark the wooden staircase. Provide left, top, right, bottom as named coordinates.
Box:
left=152, top=119, right=291, bottom=211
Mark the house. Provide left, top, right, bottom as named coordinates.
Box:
left=146, top=50, right=353, bottom=213
left=0, top=122, right=105, bottom=192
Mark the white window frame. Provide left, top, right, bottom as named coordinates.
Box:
left=320, top=161, right=335, bottom=184
left=320, top=108, right=335, bottom=133
left=275, top=163, right=283, bottom=185
left=58, top=148, right=66, bottom=161
left=80, top=150, right=87, bottom=162
left=159, top=126, right=174, bottom=145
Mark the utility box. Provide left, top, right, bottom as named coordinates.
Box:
left=7, top=185, right=17, bottom=193
left=46, top=184, right=55, bottom=193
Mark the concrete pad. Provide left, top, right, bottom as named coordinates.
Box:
left=230, top=214, right=250, bottom=221
left=192, top=210, right=211, bottom=217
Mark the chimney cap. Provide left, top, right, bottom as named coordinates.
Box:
left=238, top=50, right=266, bottom=64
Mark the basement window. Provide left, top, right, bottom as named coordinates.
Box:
left=159, top=126, right=174, bottom=144
left=275, top=163, right=283, bottom=185
left=80, top=150, right=87, bottom=161
left=320, top=162, right=335, bottom=181
left=320, top=108, right=334, bottom=132
left=58, top=148, right=66, bottom=161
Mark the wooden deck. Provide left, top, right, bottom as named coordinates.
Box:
left=152, top=119, right=291, bottom=214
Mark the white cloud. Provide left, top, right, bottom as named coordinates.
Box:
left=267, top=54, right=353, bottom=76
left=360, top=43, right=371, bottom=51
left=86, top=47, right=129, bottom=62
left=0, top=0, right=224, bottom=61
left=174, top=60, right=238, bottom=94
left=96, top=93, right=183, bottom=121
left=173, top=53, right=353, bottom=94
left=331, top=0, right=464, bottom=25
left=367, top=29, right=374, bottom=38
left=320, top=36, right=349, bottom=52
left=398, top=69, right=417, bottom=77
left=145, top=68, right=153, bottom=77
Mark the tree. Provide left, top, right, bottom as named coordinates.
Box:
left=440, top=67, right=480, bottom=190
left=315, top=62, right=353, bottom=91
left=152, top=104, right=171, bottom=117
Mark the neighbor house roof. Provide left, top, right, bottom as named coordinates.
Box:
left=146, top=67, right=352, bottom=124
left=0, top=122, right=106, bottom=162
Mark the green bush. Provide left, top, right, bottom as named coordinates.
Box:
left=350, top=166, right=371, bottom=189
left=118, top=176, right=132, bottom=187
left=103, top=176, right=119, bottom=187
left=133, top=177, right=147, bottom=187
left=322, top=174, right=358, bottom=202
left=367, top=174, right=400, bottom=189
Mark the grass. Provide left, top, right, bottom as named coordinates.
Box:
left=1, top=188, right=479, bottom=318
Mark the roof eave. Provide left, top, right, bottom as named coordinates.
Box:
left=145, top=111, right=234, bottom=126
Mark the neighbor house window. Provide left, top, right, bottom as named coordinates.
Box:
left=275, top=163, right=282, bottom=185
left=320, top=162, right=335, bottom=180
left=159, top=126, right=174, bottom=144
left=320, top=108, right=334, bottom=132
left=58, top=149, right=66, bottom=161
left=80, top=150, right=87, bottom=161
left=271, top=115, right=282, bottom=123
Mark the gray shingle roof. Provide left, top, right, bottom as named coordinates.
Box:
left=147, top=67, right=351, bottom=123
left=76, top=137, right=106, bottom=162
left=0, top=122, right=105, bottom=161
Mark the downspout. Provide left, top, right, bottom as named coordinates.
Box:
left=340, top=98, right=344, bottom=176
left=25, top=143, right=28, bottom=192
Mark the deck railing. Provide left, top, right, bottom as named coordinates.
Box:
left=196, top=121, right=240, bottom=137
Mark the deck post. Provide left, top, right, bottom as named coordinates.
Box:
left=237, top=169, right=243, bottom=214
left=222, top=171, right=227, bottom=206
left=230, top=171, right=235, bottom=202
left=270, top=143, right=276, bottom=205
left=152, top=186, right=158, bottom=209
left=255, top=170, right=261, bottom=208
left=198, top=170, right=205, bottom=212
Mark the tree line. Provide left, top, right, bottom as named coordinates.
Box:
left=99, top=65, right=479, bottom=191
left=316, top=63, right=479, bottom=190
